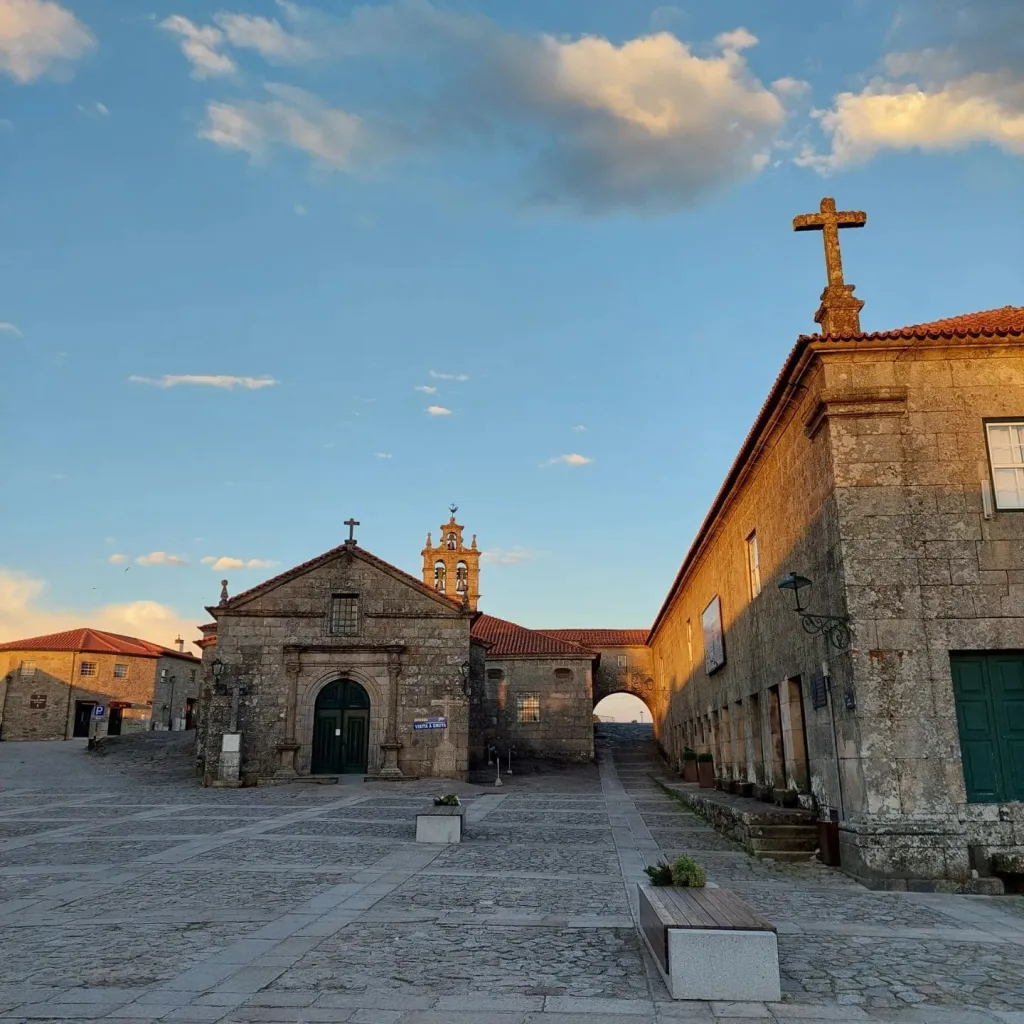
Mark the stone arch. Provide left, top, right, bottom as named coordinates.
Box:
left=297, top=667, right=387, bottom=776
left=592, top=672, right=655, bottom=708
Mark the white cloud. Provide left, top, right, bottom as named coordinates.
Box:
left=426, top=405, right=452, bottom=416
left=572, top=424, right=586, bottom=432
left=213, top=10, right=316, bottom=63
left=136, top=551, right=188, bottom=567
left=200, top=556, right=276, bottom=571
left=77, top=100, right=108, bottom=116
left=187, top=3, right=790, bottom=211
left=799, top=74, right=1024, bottom=170
left=0, top=322, right=22, bottom=337
left=543, top=453, right=592, bottom=466
left=293, top=202, right=307, bottom=215
left=0, top=567, right=201, bottom=650
left=373, top=452, right=393, bottom=459
left=129, top=374, right=279, bottom=390
left=429, top=370, right=469, bottom=381
left=0, top=0, right=94, bottom=83
left=480, top=547, right=533, bottom=565
left=160, top=14, right=237, bottom=79
left=108, top=553, right=128, bottom=565
left=201, top=85, right=370, bottom=169
left=415, top=385, right=438, bottom=393
left=772, top=77, right=811, bottom=98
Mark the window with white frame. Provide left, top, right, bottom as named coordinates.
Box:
left=113, top=663, right=128, bottom=679
left=616, top=654, right=627, bottom=668
left=20, top=661, right=36, bottom=677
left=987, top=421, right=1024, bottom=510
left=516, top=693, right=541, bottom=723
left=746, top=530, right=761, bottom=597
left=80, top=662, right=97, bottom=677
left=329, top=594, right=359, bottom=635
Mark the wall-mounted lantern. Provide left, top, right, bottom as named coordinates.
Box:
left=777, top=572, right=851, bottom=651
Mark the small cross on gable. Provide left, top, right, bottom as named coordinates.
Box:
left=344, top=518, right=360, bottom=545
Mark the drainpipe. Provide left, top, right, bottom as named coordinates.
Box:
left=64, top=652, right=78, bottom=740
left=822, top=659, right=846, bottom=821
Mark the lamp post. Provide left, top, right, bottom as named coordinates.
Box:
left=167, top=675, right=177, bottom=730
left=777, top=572, right=851, bottom=651
left=459, top=661, right=471, bottom=698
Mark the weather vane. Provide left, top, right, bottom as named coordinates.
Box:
left=449, top=503, right=459, bottom=517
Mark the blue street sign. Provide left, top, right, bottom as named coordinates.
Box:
left=412, top=717, right=447, bottom=731
left=93, top=704, right=106, bottom=718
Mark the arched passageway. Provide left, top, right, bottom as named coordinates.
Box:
left=593, top=693, right=654, bottom=751
left=594, top=693, right=651, bottom=723
left=311, top=679, right=370, bottom=775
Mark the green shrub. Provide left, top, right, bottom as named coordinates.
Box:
left=434, top=794, right=460, bottom=806
left=682, top=748, right=697, bottom=761
left=696, top=752, right=714, bottom=763
left=670, top=855, right=706, bottom=888
left=644, top=861, right=674, bottom=886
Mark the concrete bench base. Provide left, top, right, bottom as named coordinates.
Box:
left=416, top=808, right=463, bottom=844
left=646, top=926, right=781, bottom=1002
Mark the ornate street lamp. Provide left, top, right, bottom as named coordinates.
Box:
left=777, top=572, right=851, bottom=651
left=211, top=658, right=225, bottom=695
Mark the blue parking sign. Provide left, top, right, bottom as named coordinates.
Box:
left=94, top=704, right=106, bottom=718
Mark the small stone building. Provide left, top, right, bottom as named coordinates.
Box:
left=194, top=511, right=648, bottom=782
left=648, top=201, right=1024, bottom=889
left=0, top=629, right=200, bottom=740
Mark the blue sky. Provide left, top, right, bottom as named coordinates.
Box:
left=2, top=0, right=1023, bottom=651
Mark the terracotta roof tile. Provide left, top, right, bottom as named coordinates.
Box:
left=801, top=305, right=1024, bottom=342
left=0, top=627, right=199, bottom=661
left=537, top=629, right=648, bottom=647
left=471, top=614, right=595, bottom=659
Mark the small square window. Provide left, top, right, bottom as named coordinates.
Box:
left=746, top=530, right=761, bottom=598
left=113, top=663, right=128, bottom=679
left=986, top=421, right=1024, bottom=510
left=516, top=693, right=541, bottom=723
left=616, top=654, right=627, bottom=668
left=79, top=662, right=96, bottom=677
left=20, top=661, right=36, bottom=677
left=329, top=595, right=359, bottom=635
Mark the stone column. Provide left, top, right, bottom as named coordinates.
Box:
left=780, top=678, right=810, bottom=792
left=275, top=654, right=301, bottom=780
left=378, top=653, right=404, bottom=779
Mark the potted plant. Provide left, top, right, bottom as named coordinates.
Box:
left=682, top=748, right=698, bottom=783
left=644, top=855, right=707, bottom=888
left=434, top=794, right=460, bottom=806
left=696, top=752, right=715, bottom=788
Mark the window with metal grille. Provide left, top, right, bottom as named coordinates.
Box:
left=80, top=662, right=97, bottom=677
left=516, top=693, right=541, bottom=723
left=987, top=421, right=1024, bottom=510
left=329, top=595, right=359, bottom=635
left=20, top=661, right=36, bottom=677
left=113, top=663, right=128, bottom=679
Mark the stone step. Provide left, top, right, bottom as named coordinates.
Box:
left=747, top=832, right=818, bottom=854
left=746, top=824, right=819, bottom=843
left=752, top=849, right=818, bottom=863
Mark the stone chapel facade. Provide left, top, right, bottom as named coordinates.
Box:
left=193, top=510, right=650, bottom=785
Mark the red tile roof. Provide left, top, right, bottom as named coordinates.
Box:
left=538, top=629, right=648, bottom=647
left=471, top=614, right=595, bottom=659
left=0, top=628, right=199, bottom=661
left=801, top=305, right=1024, bottom=342
left=215, top=542, right=464, bottom=614
left=650, top=305, right=1024, bottom=641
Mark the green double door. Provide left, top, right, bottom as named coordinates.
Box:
left=311, top=679, right=370, bottom=775
left=951, top=652, right=1024, bottom=802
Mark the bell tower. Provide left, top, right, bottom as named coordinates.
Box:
left=422, top=505, right=480, bottom=611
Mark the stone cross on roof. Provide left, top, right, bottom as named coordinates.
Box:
left=344, top=518, right=360, bottom=545
left=794, top=197, right=868, bottom=336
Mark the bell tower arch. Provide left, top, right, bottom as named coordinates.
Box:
left=421, top=505, right=480, bottom=611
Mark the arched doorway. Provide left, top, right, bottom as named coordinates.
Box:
left=311, top=679, right=370, bottom=775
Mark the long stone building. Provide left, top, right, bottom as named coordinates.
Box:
left=649, top=200, right=1024, bottom=890
left=194, top=510, right=650, bottom=784
left=0, top=629, right=201, bottom=740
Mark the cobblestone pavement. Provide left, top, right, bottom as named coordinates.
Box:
left=1, top=734, right=1023, bottom=1024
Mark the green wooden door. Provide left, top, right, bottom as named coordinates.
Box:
left=951, top=653, right=1024, bottom=802
left=341, top=709, right=369, bottom=774
left=311, top=708, right=342, bottom=775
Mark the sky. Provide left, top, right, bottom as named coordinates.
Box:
left=2, top=0, right=1023, bottom=657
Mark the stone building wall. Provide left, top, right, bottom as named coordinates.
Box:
left=818, top=338, right=1024, bottom=883
left=479, top=657, right=594, bottom=763
left=0, top=649, right=198, bottom=740
left=197, top=545, right=473, bottom=783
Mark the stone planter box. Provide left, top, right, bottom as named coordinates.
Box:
left=682, top=760, right=699, bottom=784
left=714, top=776, right=726, bottom=791
left=735, top=782, right=754, bottom=798
left=697, top=761, right=715, bottom=788
left=416, top=805, right=464, bottom=844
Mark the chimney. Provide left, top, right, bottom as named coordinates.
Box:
left=175, top=636, right=184, bottom=653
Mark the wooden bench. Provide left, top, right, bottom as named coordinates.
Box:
left=638, top=884, right=780, bottom=1002
left=415, top=804, right=465, bottom=844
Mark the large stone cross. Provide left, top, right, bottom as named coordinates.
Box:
left=344, top=518, right=360, bottom=544
left=793, top=197, right=866, bottom=288
left=793, top=197, right=868, bottom=336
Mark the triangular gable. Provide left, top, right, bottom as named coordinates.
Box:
left=210, top=542, right=465, bottom=617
